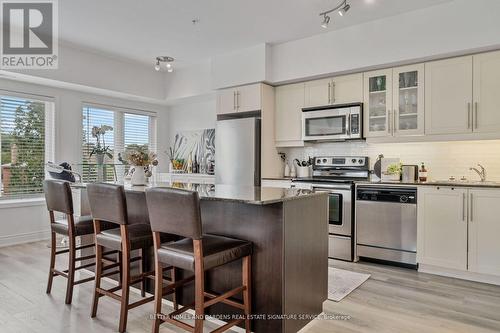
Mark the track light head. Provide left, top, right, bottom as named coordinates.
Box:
left=338, top=3, right=350, bottom=16
left=321, top=14, right=330, bottom=28
left=154, top=60, right=161, bottom=71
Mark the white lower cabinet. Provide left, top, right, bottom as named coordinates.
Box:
left=468, top=189, right=500, bottom=276
left=417, top=186, right=468, bottom=270
left=418, top=186, right=500, bottom=278
left=261, top=179, right=292, bottom=189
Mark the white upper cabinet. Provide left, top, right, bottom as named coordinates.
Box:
left=236, top=83, right=262, bottom=113
left=393, top=64, right=425, bottom=136
left=468, top=189, right=500, bottom=276
left=304, top=78, right=331, bottom=108
left=425, top=56, right=473, bottom=135
left=331, top=73, right=363, bottom=105
left=364, top=69, right=393, bottom=138
left=472, top=51, right=500, bottom=134
left=304, top=74, right=363, bottom=108
left=417, top=186, right=468, bottom=271
left=216, top=83, right=262, bottom=114
left=217, top=88, right=238, bottom=114
left=275, top=83, right=305, bottom=147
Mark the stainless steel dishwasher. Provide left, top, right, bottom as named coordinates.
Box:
left=355, top=186, right=417, bottom=267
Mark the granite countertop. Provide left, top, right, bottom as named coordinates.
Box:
left=72, top=182, right=326, bottom=205
left=355, top=180, right=500, bottom=188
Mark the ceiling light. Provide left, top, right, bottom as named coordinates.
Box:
left=153, top=56, right=174, bottom=72
left=319, top=0, right=351, bottom=26
left=321, top=14, right=331, bottom=29
left=338, top=3, right=350, bottom=16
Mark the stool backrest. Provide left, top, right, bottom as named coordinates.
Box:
left=43, top=179, right=74, bottom=214
left=87, top=183, right=128, bottom=225
left=146, top=187, right=202, bottom=239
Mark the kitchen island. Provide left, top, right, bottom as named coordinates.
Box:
left=75, top=182, right=329, bottom=333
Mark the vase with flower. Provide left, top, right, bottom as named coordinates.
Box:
left=121, top=148, right=158, bottom=186
left=89, top=125, right=113, bottom=181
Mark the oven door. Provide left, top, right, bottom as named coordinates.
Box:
left=302, top=108, right=350, bottom=141
left=312, top=185, right=352, bottom=236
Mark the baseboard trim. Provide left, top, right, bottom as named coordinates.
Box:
left=82, top=270, right=247, bottom=333
left=0, top=230, right=50, bottom=248
left=419, top=264, right=500, bottom=286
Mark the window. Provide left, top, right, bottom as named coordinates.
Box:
left=81, top=105, right=156, bottom=182
left=0, top=94, right=54, bottom=199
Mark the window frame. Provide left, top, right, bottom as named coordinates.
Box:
left=80, top=102, right=157, bottom=181
left=0, top=90, right=55, bottom=200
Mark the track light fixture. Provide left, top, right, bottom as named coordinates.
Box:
left=319, top=0, right=351, bottom=28
left=153, top=56, right=174, bottom=72
left=321, top=14, right=331, bottom=29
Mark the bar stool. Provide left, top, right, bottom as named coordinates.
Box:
left=43, top=179, right=117, bottom=304
left=87, top=183, right=177, bottom=333
left=145, top=187, right=253, bottom=333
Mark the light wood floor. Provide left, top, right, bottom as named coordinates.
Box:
left=1, top=242, right=500, bottom=333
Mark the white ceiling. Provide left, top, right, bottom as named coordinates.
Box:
left=60, top=0, right=453, bottom=67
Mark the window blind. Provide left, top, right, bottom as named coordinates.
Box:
left=81, top=105, right=155, bottom=182
left=0, top=96, right=52, bottom=198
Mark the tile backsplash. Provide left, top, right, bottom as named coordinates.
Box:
left=282, top=140, right=500, bottom=181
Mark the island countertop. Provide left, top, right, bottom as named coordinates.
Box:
left=71, top=181, right=324, bottom=205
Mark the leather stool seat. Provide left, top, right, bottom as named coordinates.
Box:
left=96, top=224, right=177, bottom=251
left=157, top=234, right=252, bottom=271
left=51, top=215, right=114, bottom=236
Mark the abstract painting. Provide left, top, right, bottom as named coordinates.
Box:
left=172, top=128, right=215, bottom=172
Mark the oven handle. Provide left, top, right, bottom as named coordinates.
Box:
left=312, top=185, right=352, bottom=192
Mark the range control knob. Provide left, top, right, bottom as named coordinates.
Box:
left=358, top=159, right=364, bottom=164
left=351, top=159, right=356, bottom=163
left=400, top=195, right=409, bottom=203
left=323, top=159, right=327, bottom=163
left=316, top=159, right=321, bottom=164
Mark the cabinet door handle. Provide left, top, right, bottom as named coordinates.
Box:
left=393, top=109, right=397, bottom=134
left=387, top=110, right=391, bottom=133
left=331, top=82, right=335, bottom=103
left=328, top=83, right=331, bottom=104
left=233, top=91, right=236, bottom=110
left=467, top=102, right=471, bottom=129
left=462, top=192, right=466, bottom=221
left=236, top=91, right=240, bottom=110
left=474, top=102, right=478, bottom=129
left=469, top=192, right=473, bottom=222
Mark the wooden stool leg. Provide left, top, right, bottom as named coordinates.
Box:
left=152, top=250, right=163, bottom=333
left=65, top=235, right=76, bottom=304
left=46, top=231, right=56, bottom=294
left=242, top=255, right=252, bottom=333
left=171, top=267, right=178, bottom=311
left=140, top=247, right=146, bottom=297
left=194, top=239, right=204, bottom=333
left=91, top=243, right=103, bottom=317
left=119, top=245, right=131, bottom=333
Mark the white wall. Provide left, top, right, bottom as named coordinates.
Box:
left=164, top=60, right=213, bottom=102
left=270, top=0, right=500, bottom=83
left=167, top=99, right=217, bottom=147
left=4, top=42, right=166, bottom=100
left=283, top=140, right=500, bottom=182
left=211, top=43, right=270, bottom=89
left=0, top=78, right=168, bottom=246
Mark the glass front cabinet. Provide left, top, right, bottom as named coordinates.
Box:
left=364, top=64, right=424, bottom=138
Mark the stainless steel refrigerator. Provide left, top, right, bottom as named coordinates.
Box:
left=215, top=116, right=261, bottom=186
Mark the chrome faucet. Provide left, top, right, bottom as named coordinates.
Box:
left=470, top=164, right=486, bottom=182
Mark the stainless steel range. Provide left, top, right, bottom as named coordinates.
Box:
left=293, top=156, right=369, bottom=261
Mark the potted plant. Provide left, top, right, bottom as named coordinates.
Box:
left=385, top=163, right=402, bottom=181
left=90, top=125, right=113, bottom=164
left=166, top=134, right=185, bottom=173
left=121, top=148, right=158, bottom=185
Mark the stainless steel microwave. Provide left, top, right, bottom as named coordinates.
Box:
left=302, top=104, right=362, bottom=141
